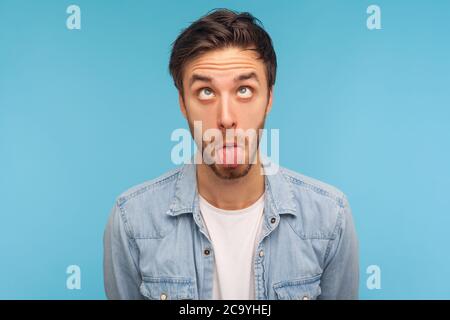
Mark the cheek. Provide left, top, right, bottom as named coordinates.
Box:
left=183, top=95, right=210, bottom=118
left=184, top=104, right=217, bottom=129
left=240, top=96, right=268, bottom=120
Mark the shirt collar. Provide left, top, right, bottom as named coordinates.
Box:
left=166, top=155, right=297, bottom=217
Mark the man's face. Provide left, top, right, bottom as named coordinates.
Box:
left=180, top=46, right=273, bottom=179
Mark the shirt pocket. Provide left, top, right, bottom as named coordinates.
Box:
left=139, top=276, right=195, bottom=300
left=273, top=274, right=322, bottom=300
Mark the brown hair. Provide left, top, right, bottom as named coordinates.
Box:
left=169, top=8, right=277, bottom=94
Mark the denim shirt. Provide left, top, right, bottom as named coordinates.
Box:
left=103, top=158, right=359, bottom=300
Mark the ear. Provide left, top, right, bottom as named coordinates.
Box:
left=265, top=86, right=274, bottom=116
left=178, top=91, right=187, bottom=119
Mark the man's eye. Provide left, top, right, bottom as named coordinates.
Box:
left=198, top=88, right=215, bottom=100
left=237, top=86, right=253, bottom=99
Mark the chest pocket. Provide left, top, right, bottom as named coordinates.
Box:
left=273, top=274, right=322, bottom=300
left=139, top=276, right=195, bottom=300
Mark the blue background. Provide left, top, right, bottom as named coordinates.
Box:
left=1, top=0, right=449, bottom=299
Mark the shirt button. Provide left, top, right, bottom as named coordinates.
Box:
left=160, top=293, right=167, bottom=300
left=270, top=217, right=276, bottom=224
left=259, top=250, right=264, bottom=257
left=204, top=249, right=210, bottom=256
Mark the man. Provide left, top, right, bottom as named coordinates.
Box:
left=103, top=8, right=359, bottom=300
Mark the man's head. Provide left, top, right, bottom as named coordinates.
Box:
left=169, top=9, right=277, bottom=179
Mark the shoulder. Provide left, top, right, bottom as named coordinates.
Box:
left=280, top=166, right=347, bottom=207
left=279, top=166, right=351, bottom=240
left=116, top=167, right=181, bottom=205
left=111, top=166, right=182, bottom=239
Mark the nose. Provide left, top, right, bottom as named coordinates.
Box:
left=217, top=94, right=237, bottom=131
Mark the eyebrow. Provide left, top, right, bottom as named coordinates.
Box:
left=235, top=72, right=259, bottom=83
left=188, top=72, right=260, bottom=88
left=189, top=74, right=212, bottom=87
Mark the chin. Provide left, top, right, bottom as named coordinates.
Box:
left=210, top=163, right=252, bottom=180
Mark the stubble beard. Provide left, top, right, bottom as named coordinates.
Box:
left=188, top=117, right=266, bottom=181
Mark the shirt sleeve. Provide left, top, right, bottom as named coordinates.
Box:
left=318, top=195, right=359, bottom=299
left=103, top=201, right=144, bottom=299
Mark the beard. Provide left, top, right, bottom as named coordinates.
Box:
left=188, top=116, right=267, bottom=180
left=208, top=147, right=254, bottom=180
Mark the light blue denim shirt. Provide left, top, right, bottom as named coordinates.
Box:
left=103, top=158, right=359, bottom=300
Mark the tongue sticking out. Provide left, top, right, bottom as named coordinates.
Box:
left=220, top=146, right=239, bottom=168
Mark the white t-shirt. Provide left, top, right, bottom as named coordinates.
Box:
left=198, top=192, right=265, bottom=300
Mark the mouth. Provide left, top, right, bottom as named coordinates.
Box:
left=214, top=142, right=242, bottom=168
left=215, top=142, right=240, bottom=150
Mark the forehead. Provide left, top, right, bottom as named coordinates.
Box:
left=183, top=47, right=266, bottom=83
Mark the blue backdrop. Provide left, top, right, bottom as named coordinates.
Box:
left=1, top=0, right=449, bottom=299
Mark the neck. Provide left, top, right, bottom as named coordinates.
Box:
left=196, top=153, right=265, bottom=210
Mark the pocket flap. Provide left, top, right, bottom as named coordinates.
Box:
left=140, top=276, right=195, bottom=300
left=273, top=274, right=321, bottom=300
